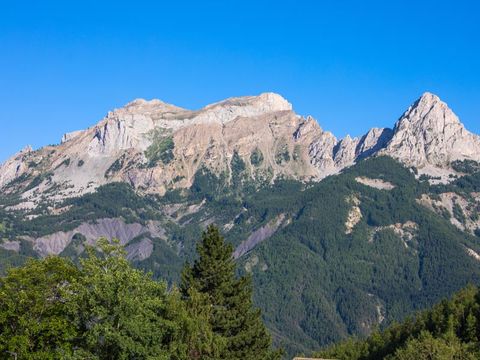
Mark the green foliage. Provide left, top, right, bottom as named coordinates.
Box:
left=0, top=256, right=79, bottom=358
left=145, top=130, right=175, bottom=167
left=191, top=167, right=228, bottom=201
left=432, top=171, right=480, bottom=194
left=4, top=155, right=480, bottom=358
left=104, top=154, right=125, bottom=178
left=451, top=160, right=480, bottom=174
left=250, top=148, right=264, bottom=166
left=181, top=226, right=282, bottom=360
left=25, top=172, right=53, bottom=191
left=388, top=332, right=476, bottom=360
left=67, top=239, right=187, bottom=359
left=231, top=150, right=246, bottom=174
left=54, top=158, right=71, bottom=170
left=0, top=242, right=38, bottom=275
left=227, top=156, right=480, bottom=357
left=315, top=286, right=480, bottom=360
left=292, top=144, right=301, bottom=161
left=0, top=239, right=225, bottom=359
left=453, top=201, right=466, bottom=224
left=275, top=143, right=290, bottom=164
left=231, top=151, right=249, bottom=188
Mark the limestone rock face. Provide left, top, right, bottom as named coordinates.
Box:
left=61, top=130, right=83, bottom=144
left=308, top=127, right=338, bottom=172
left=1, top=91, right=479, bottom=208
left=0, top=145, right=32, bottom=188
left=356, top=128, right=394, bottom=159
left=333, top=135, right=359, bottom=168
left=380, top=92, right=480, bottom=167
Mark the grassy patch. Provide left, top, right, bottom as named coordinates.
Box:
left=144, top=129, right=175, bottom=167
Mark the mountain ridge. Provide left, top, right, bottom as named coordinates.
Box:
left=1, top=91, right=479, bottom=211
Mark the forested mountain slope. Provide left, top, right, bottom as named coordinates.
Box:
left=314, top=285, right=480, bottom=359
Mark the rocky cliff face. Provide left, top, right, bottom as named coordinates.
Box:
left=1, top=92, right=479, bottom=209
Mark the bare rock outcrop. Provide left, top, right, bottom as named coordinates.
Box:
left=233, top=214, right=287, bottom=258
left=29, top=218, right=165, bottom=257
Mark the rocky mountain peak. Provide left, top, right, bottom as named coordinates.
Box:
left=394, top=92, right=460, bottom=132
left=204, top=92, right=292, bottom=112
left=197, top=92, right=293, bottom=124
left=417, top=91, right=441, bottom=105
left=382, top=92, right=480, bottom=169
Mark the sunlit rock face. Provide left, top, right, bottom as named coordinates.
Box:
left=1, top=91, right=478, bottom=208
left=381, top=92, right=480, bottom=167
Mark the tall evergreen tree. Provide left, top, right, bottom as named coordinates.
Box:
left=181, top=225, right=282, bottom=360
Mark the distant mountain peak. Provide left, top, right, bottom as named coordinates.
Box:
left=121, top=98, right=187, bottom=114
left=419, top=91, right=441, bottom=102
left=383, top=92, right=480, bottom=170
left=397, top=92, right=459, bottom=129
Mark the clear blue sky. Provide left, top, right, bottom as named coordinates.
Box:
left=1, top=0, right=479, bottom=162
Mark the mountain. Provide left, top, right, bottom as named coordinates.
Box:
left=1, top=92, right=480, bottom=357
left=3, top=92, right=479, bottom=211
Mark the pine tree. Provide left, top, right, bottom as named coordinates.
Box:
left=181, top=225, right=282, bottom=360
left=464, top=310, right=478, bottom=343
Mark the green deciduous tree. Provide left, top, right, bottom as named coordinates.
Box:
left=66, top=238, right=192, bottom=359
left=181, top=225, right=282, bottom=360
left=0, top=238, right=227, bottom=359
left=0, top=256, right=79, bottom=359
left=388, top=331, right=476, bottom=360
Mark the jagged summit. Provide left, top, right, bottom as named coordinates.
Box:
left=395, top=92, right=460, bottom=130
left=382, top=92, right=480, bottom=169
left=418, top=91, right=441, bottom=103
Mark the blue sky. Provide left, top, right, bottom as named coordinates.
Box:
left=1, top=0, right=479, bottom=162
